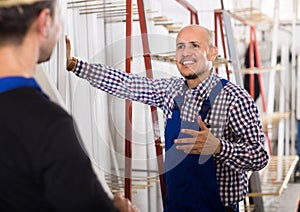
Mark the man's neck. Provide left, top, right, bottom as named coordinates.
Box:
left=0, top=46, right=36, bottom=78
left=186, top=69, right=211, bottom=89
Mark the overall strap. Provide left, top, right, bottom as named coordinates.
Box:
left=173, top=83, right=189, bottom=111
left=199, top=79, right=228, bottom=121
left=173, top=96, right=184, bottom=111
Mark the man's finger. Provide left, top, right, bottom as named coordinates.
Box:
left=65, top=35, right=71, bottom=58
left=180, top=128, right=199, bottom=137
left=174, top=137, right=196, bottom=144
left=176, top=144, right=194, bottom=151
left=186, top=149, right=201, bottom=154
left=65, top=35, right=70, bottom=47
left=113, top=191, right=123, bottom=201
left=198, top=116, right=208, bottom=130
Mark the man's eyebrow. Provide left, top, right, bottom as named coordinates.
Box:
left=189, top=41, right=200, bottom=44
left=176, top=41, right=200, bottom=45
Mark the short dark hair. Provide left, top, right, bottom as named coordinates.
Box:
left=0, top=1, right=55, bottom=46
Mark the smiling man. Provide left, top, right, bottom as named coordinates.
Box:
left=66, top=24, right=269, bottom=212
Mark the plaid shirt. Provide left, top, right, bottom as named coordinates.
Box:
left=74, top=60, right=269, bottom=206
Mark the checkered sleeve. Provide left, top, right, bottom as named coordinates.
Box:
left=215, top=88, right=269, bottom=172
left=74, top=59, right=169, bottom=109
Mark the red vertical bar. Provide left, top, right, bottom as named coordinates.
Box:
left=195, top=14, right=199, bottom=25
left=220, top=0, right=224, bottom=10
left=214, top=11, right=219, bottom=74
left=250, top=26, right=272, bottom=155
left=251, top=27, right=267, bottom=112
left=137, top=0, right=166, bottom=208
left=218, top=12, right=230, bottom=80
left=249, top=28, right=254, bottom=99
left=191, top=13, right=199, bottom=25
left=125, top=0, right=132, bottom=200
left=125, top=0, right=132, bottom=74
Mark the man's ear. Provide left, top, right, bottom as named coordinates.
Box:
left=207, top=46, right=218, bottom=61
left=36, top=8, right=51, bottom=37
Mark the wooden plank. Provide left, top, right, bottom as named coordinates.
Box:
left=260, top=112, right=290, bottom=126
left=232, top=65, right=283, bottom=74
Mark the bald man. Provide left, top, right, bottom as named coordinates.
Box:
left=66, top=25, right=269, bottom=212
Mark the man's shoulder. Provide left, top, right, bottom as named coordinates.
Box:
left=215, top=76, right=254, bottom=101
left=0, top=87, right=70, bottom=122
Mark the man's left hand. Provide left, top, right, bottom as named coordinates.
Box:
left=174, top=116, right=222, bottom=155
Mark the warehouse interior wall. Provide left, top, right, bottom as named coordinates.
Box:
left=36, top=0, right=300, bottom=211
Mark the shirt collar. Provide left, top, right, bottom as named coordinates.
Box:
left=0, top=76, right=42, bottom=94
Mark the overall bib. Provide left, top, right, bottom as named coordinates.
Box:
left=164, top=79, right=228, bottom=212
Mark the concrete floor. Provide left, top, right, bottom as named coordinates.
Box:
left=260, top=155, right=300, bottom=212
left=242, top=168, right=300, bottom=212
left=263, top=182, right=300, bottom=212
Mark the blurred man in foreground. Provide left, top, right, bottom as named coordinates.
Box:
left=0, top=0, right=138, bottom=211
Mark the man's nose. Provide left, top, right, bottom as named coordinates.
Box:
left=182, top=46, right=192, bottom=56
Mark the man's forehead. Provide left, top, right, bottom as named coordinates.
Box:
left=176, top=30, right=207, bottom=43
left=0, top=0, right=46, bottom=7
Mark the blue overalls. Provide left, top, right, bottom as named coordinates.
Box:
left=164, top=79, right=228, bottom=212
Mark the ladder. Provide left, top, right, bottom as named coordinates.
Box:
left=124, top=0, right=166, bottom=208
